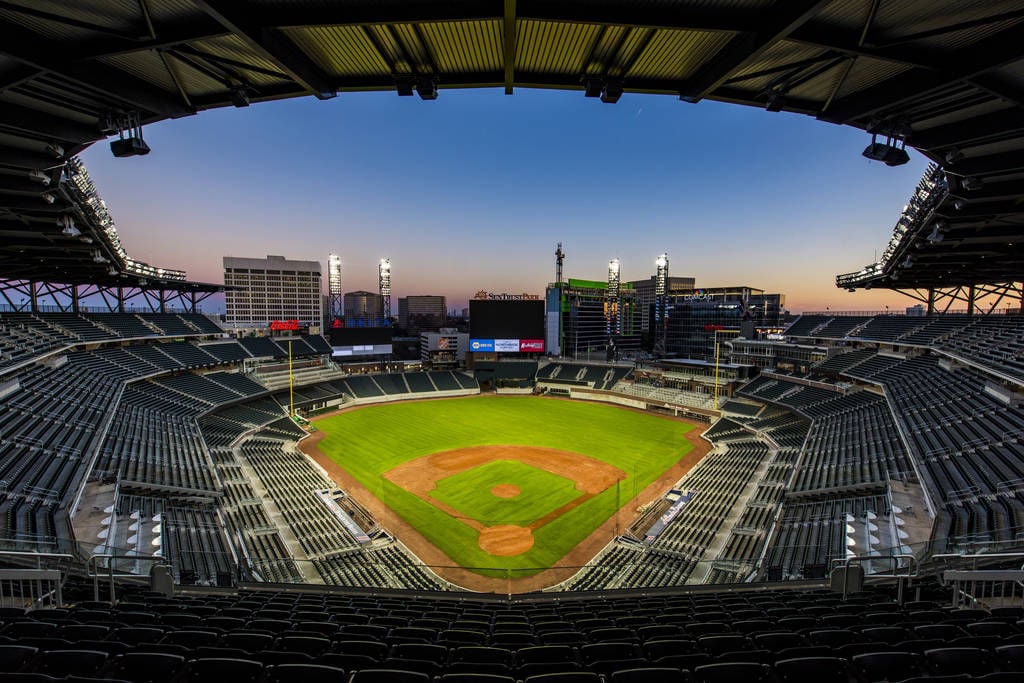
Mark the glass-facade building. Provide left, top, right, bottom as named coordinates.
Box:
left=664, top=287, right=787, bottom=361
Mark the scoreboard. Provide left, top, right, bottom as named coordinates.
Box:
left=469, top=300, right=545, bottom=353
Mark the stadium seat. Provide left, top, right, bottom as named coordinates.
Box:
left=0, top=646, right=37, bottom=673
left=348, top=669, right=431, bottom=683
left=265, top=663, right=345, bottom=683
left=185, top=657, right=263, bottom=683
left=29, top=650, right=108, bottom=678
left=691, top=662, right=773, bottom=683
left=523, top=674, right=602, bottom=683
left=850, top=651, right=925, bottom=683
left=101, top=652, right=188, bottom=683
left=773, top=656, right=851, bottom=682
left=162, top=630, right=220, bottom=648
left=923, top=647, right=995, bottom=677
left=609, top=668, right=691, bottom=683
left=438, top=675, right=517, bottom=683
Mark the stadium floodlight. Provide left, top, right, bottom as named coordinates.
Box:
left=601, top=79, right=624, bottom=104
left=953, top=198, right=966, bottom=210
left=395, top=75, right=415, bottom=96
left=944, top=148, right=964, bottom=164
left=416, top=76, right=439, bottom=100
left=108, top=266, right=118, bottom=276
left=961, top=176, right=984, bottom=191
left=57, top=214, right=80, bottom=237
left=45, top=142, right=64, bottom=158
left=41, top=192, right=56, bottom=204
left=862, top=133, right=910, bottom=166
left=28, top=170, right=50, bottom=185
left=229, top=86, right=250, bottom=108
left=92, top=249, right=107, bottom=263
left=927, top=226, right=944, bottom=244
left=109, top=111, right=150, bottom=158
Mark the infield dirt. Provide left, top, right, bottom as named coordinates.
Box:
left=300, top=398, right=711, bottom=593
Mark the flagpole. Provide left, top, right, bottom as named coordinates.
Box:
left=288, top=339, right=294, bottom=419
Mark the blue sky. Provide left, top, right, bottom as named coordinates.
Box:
left=80, top=87, right=929, bottom=313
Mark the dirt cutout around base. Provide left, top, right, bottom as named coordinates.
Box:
left=491, top=484, right=520, bottom=498
left=479, top=525, right=533, bottom=555
left=301, top=395, right=714, bottom=593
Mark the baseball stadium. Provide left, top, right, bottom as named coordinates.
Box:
left=2, top=1, right=1024, bottom=681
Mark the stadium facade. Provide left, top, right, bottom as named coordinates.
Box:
left=222, top=255, right=323, bottom=333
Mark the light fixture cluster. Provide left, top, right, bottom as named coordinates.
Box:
left=583, top=77, right=623, bottom=103
left=395, top=75, right=439, bottom=100
left=103, top=111, right=150, bottom=158
left=862, top=119, right=911, bottom=167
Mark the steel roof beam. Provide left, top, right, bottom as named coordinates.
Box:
left=503, top=0, right=516, bottom=94
left=945, top=151, right=1024, bottom=178
left=679, top=0, right=831, bottom=103
left=0, top=22, right=194, bottom=119
left=0, top=146, right=65, bottom=171
left=821, top=22, right=1024, bottom=122
left=912, top=109, right=1024, bottom=150
left=0, top=103, right=99, bottom=144
left=195, top=0, right=337, bottom=98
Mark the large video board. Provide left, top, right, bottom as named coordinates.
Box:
left=469, top=300, right=545, bottom=353
left=328, top=327, right=393, bottom=357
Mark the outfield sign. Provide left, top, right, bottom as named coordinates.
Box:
left=470, top=338, right=545, bottom=353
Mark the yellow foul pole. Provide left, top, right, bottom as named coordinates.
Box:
left=713, top=341, right=720, bottom=410
left=288, top=340, right=294, bottom=418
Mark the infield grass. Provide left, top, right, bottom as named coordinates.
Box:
left=314, top=395, right=694, bottom=577
left=429, top=460, right=581, bottom=526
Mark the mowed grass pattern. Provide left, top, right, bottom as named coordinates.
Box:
left=315, top=396, right=694, bottom=576
left=429, top=460, right=581, bottom=526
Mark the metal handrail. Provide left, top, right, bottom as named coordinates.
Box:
left=86, top=553, right=168, bottom=604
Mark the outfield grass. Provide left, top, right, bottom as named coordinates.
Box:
left=429, top=459, right=582, bottom=527
left=315, top=396, right=694, bottom=576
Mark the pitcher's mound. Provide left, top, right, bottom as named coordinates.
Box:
left=479, top=525, right=534, bottom=556
left=491, top=484, right=520, bottom=498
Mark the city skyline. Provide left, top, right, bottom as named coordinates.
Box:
left=79, top=87, right=931, bottom=314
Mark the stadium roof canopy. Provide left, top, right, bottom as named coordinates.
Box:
left=1, top=0, right=1023, bottom=293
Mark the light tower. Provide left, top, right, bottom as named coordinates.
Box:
left=654, top=253, right=669, bottom=356
left=555, top=242, right=565, bottom=285
left=606, top=258, right=621, bottom=337
left=378, top=257, right=391, bottom=322
left=327, top=253, right=343, bottom=325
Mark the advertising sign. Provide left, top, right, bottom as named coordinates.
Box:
left=519, top=339, right=545, bottom=352
left=469, top=339, right=495, bottom=352
left=494, top=339, right=520, bottom=352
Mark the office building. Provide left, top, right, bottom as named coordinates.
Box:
left=223, top=254, right=322, bottom=332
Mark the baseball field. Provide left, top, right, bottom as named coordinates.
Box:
left=313, top=395, right=695, bottom=578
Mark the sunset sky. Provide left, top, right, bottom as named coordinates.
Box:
left=79, top=87, right=931, bottom=313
